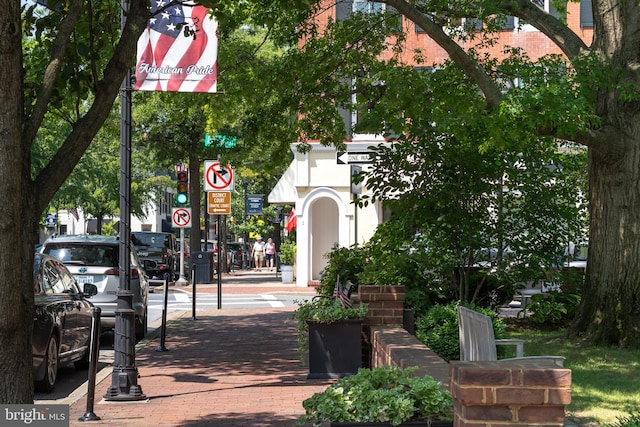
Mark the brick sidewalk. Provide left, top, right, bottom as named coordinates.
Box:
left=68, top=271, right=327, bottom=426
left=68, top=308, right=330, bottom=426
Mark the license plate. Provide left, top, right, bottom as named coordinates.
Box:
left=76, top=275, right=94, bottom=284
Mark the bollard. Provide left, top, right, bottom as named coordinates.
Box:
left=156, top=278, right=169, bottom=352
left=79, top=307, right=101, bottom=422
left=191, top=266, right=197, bottom=320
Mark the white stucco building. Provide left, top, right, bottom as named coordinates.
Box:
left=269, top=135, right=390, bottom=287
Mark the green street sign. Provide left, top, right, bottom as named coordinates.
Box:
left=204, top=134, right=237, bottom=148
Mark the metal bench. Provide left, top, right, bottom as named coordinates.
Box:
left=457, top=305, right=564, bottom=366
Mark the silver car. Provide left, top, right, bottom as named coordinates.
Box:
left=40, top=235, right=149, bottom=341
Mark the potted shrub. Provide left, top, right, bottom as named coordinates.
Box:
left=295, top=365, right=453, bottom=427
left=279, top=241, right=296, bottom=283
left=291, top=297, right=368, bottom=379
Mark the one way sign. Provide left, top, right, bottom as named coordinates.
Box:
left=336, top=151, right=373, bottom=165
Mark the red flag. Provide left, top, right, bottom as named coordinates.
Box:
left=134, top=1, right=218, bottom=93
left=285, top=208, right=297, bottom=233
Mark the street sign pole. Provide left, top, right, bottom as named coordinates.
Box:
left=176, top=227, right=187, bottom=286
left=217, top=215, right=222, bottom=309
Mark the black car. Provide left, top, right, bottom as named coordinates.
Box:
left=32, top=253, right=98, bottom=392
left=132, top=231, right=178, bottom=280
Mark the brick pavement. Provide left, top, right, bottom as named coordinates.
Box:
left=68, top=270, right=328, bottom=427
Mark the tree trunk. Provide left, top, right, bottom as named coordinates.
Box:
left=571, top=129, right=640, bottom=347
left=0, top=0, right=34, bottom=403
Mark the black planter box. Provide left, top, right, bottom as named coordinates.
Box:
left=331, top=421, right=453, bottom=427
left=307, top=319, right=363, bottom=379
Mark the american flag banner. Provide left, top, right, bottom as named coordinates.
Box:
left=134, top=1, right=218, bottom=93
left=332, top=279, right=353, bottom=309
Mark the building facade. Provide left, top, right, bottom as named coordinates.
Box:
left=269, top=0, right=594, bottom=287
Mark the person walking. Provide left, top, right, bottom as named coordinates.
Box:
left=264, top=238, right=276, bottom=271
left=251, top=237, right=266, bottom=271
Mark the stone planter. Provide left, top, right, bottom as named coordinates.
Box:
left=331, top=421, right=453, bottom=426
left=307, top=319, right=363, bottom=379
left=280, top=264, right=294, bottom=283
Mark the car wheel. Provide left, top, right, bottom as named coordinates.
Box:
left=35, top=335, right=59, bottom=393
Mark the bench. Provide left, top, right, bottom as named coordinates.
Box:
left=457, top=305, right=564, bottom=367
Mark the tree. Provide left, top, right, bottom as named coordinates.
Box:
left=378, top=0, right=640, bottom=348
left=274, top=0, right=639, bottom=348
left=359, top=63, right=587, bottom=306
left=0, top=0, right=149, bottom=403
left=42, top=104, right=160, bottom=234
left=0, top=0, right=311, bottom=404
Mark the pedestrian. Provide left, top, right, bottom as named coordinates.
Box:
left=264, top=238, right=276, bottom=271
left=252, top=236, right=266, bottom=271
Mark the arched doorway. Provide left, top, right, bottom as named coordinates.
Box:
left=297, top=187, right=351, bottom=287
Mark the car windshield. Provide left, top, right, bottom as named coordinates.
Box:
left=132, top=233, right=170, bottom=249
left=43, top=244, right=118, bottom=267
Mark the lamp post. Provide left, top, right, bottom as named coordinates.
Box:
left=104, top=0, right=145, bottom=401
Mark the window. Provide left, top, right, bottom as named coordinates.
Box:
left=353, top=0, right=385, bottom=14
left=580, top=0, right=593, bottom=27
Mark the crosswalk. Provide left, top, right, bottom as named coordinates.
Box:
left=147, top=292, right=286, bottom=311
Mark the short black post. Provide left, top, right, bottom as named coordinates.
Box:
left=191, top=267, right=197, bottom=320
left=156, top=278, right=169, bottom=352
left=79, top=307, right=101, bottom=422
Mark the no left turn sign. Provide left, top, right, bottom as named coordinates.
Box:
left=204, top=160, right=234, bottom=191
left=172, top=208, right=192, bottom=228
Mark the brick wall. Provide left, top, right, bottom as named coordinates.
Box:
left=370, top=326, right=450, bottom=388
left=360, top=285, right=571, bottom=426
left=450, top=360, right=572, bottom=426
left=359, top=285, right=406, bottom=326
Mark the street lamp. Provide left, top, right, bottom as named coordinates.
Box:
left=104, top=0, right=145, bottom=401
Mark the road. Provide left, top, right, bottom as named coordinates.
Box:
left=34, top=287, right=307, bottom=404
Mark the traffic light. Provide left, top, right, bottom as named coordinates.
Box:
left=176, top=170, right=189, bottom=205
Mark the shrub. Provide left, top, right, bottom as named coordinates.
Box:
left=295, top=366, right=453, bottom=426
left=279, top=240, right=296, bottom=265
left=527, top=291, right=581, bottom=324
left=290, top=297, right=368, bottom=360
left=317, top=244, right=368, bottom=296
left=604, top=411, right=640, bottom=427
left=415, top=302, right=505, bottom=362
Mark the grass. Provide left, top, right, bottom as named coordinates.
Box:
left=503, top=324, right=640, bottom=426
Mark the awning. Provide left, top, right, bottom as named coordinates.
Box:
left=268, top=161, right=297, bottom=204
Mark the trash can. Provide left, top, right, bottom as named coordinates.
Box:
left=191, top=252, right=213, bottom=283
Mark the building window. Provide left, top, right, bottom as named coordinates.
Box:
left=353, top=0, right=385, bottom=14
left=580, top=0, right=593, bottom=27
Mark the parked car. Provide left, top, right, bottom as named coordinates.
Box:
left=132, top=231, right=177, bottom=281
left=32, top=253, right=98, bottom=392
left=40, top=235, right=149, bottom=341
